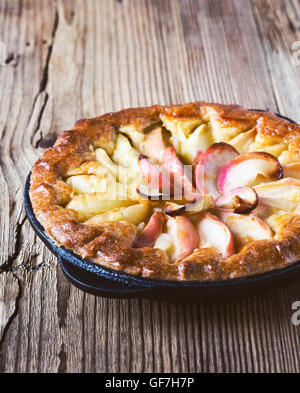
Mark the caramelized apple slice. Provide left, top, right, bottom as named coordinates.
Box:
left=283, top=163, right=300, bottom=180
left=218, top=210, right=273, bottom=248
left=218, top=152, right=283, bottom=194
left=140, top=127, right=166, bottom=163
left=193, top=142, right=239, bottom=200
left=164, top=202, right=186, bottom=216
left=196, top=212, right=235, bottom=257
left=138, top=155, right=178, bottom=197
left=133, top=211, right=164, bottom=248
left=162, top=146, right=196, bottom=201
left=215, top=187, right=258, bottom=214
left=136, top=184, right=166, bottom=200
left=164, top=195, right=215, bottom=216
left=167, top=216, right=199, bottom=262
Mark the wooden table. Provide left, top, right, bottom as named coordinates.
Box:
left=0, top=0, right=300, bottom=373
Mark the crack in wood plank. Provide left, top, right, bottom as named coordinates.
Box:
left=0, top=259, right=54, bottom=275
left=0, top=273, right=21, bottom=355
left=29, top=8, right=59, bottom=147
left=0, top=216, right=27, bottom=272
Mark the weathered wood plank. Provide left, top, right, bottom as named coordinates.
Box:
left=0, top=0, right=300, bottom=373
left=252, top=0, right=300, bottom=122
left=0, top=0, right=57, bottom=271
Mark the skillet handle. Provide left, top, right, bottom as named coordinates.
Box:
left=58, top=257, right=154, bottom=299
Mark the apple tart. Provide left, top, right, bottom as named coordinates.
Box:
left=29, top=102, right=300, bottom=281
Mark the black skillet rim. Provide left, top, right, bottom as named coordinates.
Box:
left=24, top=110, right=300, bottom=297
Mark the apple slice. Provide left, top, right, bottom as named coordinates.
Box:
left=140, top=127, right=166, bottom=163
left=66, top=191, right=135, bottom=221
left=215, top=187, right=258, bottom=214
left=193, top=162, right=205, bottom=194
left=136, top=184, right=166, bottom=200
left=179, top=124, right=213, bottom=163
left=167, top=216, right=199, bottom=262
left=193, top=149, right=203, bottom=167
left=164, top=202, right=186, bottom=216
left=133, top=211, right=164, bottom=248
left=193, top=142, right=239, bottom=200
left=112, top=134, right=140, bottom=171
left=229, top=128, right=257, bottom=153
left=254, top=177, right=300, bottom=212
left=218, top=152, right=283, bottom=194
left=162, top=146, right=196, bottom=201
left=66, top=161, right=111, bottom=178
left=196, top=212, right=235, bottom=257
left=85, top=201, right=150, bottom=226
left=218, top=210, right=273, bottom=248
left=252, top=200, right=276, bottom=219
left=154, top=233, right=173, bottom=254
left=164, top=195, right=215, bottom=216
left=283, top=163, right=300, bottom=180
left=95, top=148, right=139, bottom=184
left=138, top=155, right=178, bottom=197
left=254, top=177, right=300, bottom=198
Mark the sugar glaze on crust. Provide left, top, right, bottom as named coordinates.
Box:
left=29, top=102, right=300, bottom=281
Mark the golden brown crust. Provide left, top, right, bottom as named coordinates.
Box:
left=29, top=102, right=300, bottom=281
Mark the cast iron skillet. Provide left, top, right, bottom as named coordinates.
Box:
left=24, top=111, right=300, bottom=300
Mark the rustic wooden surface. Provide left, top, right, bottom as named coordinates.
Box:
left=0, top=0, right=300, bottom=373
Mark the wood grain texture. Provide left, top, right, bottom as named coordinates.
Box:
left=0, top=0, right=300, bottom=373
